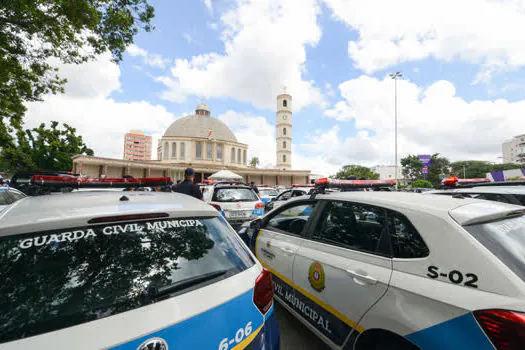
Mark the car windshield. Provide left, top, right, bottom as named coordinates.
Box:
left=212, top=187, right=259, bottom=202
left=464, top=215, right=525, bottom=281
left=0, top=216, right=253, bottom=344
left=259, top=189, right=278, bottom=197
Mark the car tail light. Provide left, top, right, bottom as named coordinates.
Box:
left=255, top=202, right=264, bottom=209
left=253, top=268, right=274, bottom=314
left=210, top=204, right=222, bottom=211
left=474, top=309, right=525, bottom=349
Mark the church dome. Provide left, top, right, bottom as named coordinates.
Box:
left=163, top=104, right=238, bottom=142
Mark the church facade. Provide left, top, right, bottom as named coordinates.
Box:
left=72, top=94, right=311, bottom=185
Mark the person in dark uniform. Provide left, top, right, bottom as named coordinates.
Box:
left=250, top=181, right=259, bottom=195
left=172, top=168, right=203, bottom=200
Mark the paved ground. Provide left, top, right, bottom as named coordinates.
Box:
left=275, top=302, right=328, bottom=350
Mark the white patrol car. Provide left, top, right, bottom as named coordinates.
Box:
left=0, top=176, right=279, bottom=350
left=241, top=180, right=525, bottom=350
left=203, top=182, right=265, bottom=229
left=0, top=187, right=26, bottom=211
left=425, top=176, right=525, bottom=207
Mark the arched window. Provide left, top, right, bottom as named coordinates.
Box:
left=231, top=148, right=235, bottom=162
left=217, top=144, right=223, bottom=160
left=283, top=141, right=286, bottom=149
left=243, top=150, right=247, bottom=164
left=171, top=142, right=177, bottom=158
left=180, top=142, right=185, bottom=160
left=283, top=154, right=286, bottom=163
left=237, top=149, right=241, bottom=163
left=196, top=142, right=202, bottom=160
left=283, top=99, right=287, bottom=107
left=283, top=127, right=287, bottom=136
left=163, top=142, right=169, bottom=160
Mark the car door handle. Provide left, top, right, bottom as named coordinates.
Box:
left=345, top=269, right=378, bottom=285
left=279, top=247, right=295, bottom=255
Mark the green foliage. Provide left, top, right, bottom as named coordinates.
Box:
left=401, top=153, right=450, bottom=187
left=411, top=180, right=433, bottom=188
left=0, top=121, right=93, bottom=174
left=450, top=161, right=522, bottom=178
left=333, top=165, right=380, bottom=180
left=0, top=0, right=155, bottom=149
left=249, top=157, right=260, bottom=168
left=427, top=153, right=450, bottom=187
left=400, top=155, right=424, bottom=181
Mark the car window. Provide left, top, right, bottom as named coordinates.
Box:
left=464, top=215, right=525, bottom=281
left=0, top=217, right=254, bottom=343
left=212, top=187, right=258, bottom=202
left=277, top=191, right=291, bottom=201
left=266, top=202, right=316, bottom=235
left=292, top=190, right=306, bottom=197
left=469, top=193, right=513, bottom=204
left=388, top=211, right=429, bottom=258
left=0, top=191, right=11, bottom=205
left=313, top=201, right=387, bottom=255
left=8, top=189, right=26, bottom=201
left=515, top=195, right=525, bottom=206
left=259, top=189, right=278, bottom=197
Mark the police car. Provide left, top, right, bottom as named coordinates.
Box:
left=258, top=187, right=280, bottom=205
left=265, top=185, right=314, bottom=212
left=241, top=178, right=525, bottom=349
left=0, top=175, right=279, bottom=350
left=426, top=176, right=525, bottom=206
left=203, top=182, right=265, bottom=229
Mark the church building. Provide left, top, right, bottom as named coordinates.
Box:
left=72, top=94, right=311, bottom=185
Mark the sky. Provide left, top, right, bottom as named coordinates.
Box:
left=24, top=0, right=525, bottom=176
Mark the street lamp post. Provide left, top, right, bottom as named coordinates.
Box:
left=389, top=72, right=402, bottom=190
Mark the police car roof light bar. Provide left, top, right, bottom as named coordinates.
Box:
left=30, top=175, right=173, bottom=188
left=291, top=183, right=315, bottom=187
left=315, top=178, right=396, bottom=188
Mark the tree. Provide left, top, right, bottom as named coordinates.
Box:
left=333, top=165, right=380, bottom=180
left=249, top=157, right=260, bottom=168
left=400, top=155, right=424, bottom=181
left=450, top=161, right=522, bottom=179
left=0, top=121, right=93, bottom=174
left=450, top=161, right=492, bottom=179
left=411, top=180, right=433, bottom=188
left=427, top=153, right=450, bottom=188
left=0, top=0, right=155, bottom=149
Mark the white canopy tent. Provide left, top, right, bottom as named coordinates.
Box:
left=208, top=170, right=243, bottom=181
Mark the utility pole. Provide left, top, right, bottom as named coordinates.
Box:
left=389, top=72, right=402, bottom=190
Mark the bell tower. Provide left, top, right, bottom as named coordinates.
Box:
left=276, top=92, right=292, bottom=169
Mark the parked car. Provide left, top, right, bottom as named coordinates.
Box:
left=203, top=182, right=265, bottom=229
left=0, top=176, right=279, bottom=349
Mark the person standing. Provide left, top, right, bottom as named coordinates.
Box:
left=250, top=181, right=259, bottom=196
left=172, top=168, right=203, bottom=200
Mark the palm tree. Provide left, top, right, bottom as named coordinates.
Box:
left=249, top=157, right=260, bottom=168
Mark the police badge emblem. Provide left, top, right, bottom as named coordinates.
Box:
left=308, top=261, right=326, bottom=292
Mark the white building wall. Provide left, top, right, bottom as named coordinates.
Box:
left=503, top=134, right=525, bottom=163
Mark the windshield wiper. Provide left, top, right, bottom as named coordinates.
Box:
left=146, top=269, right=230, bottom=301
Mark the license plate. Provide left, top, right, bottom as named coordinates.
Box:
left=227, top=211, right=249, bottom=218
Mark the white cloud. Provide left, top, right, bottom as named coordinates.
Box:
left=126, top=44, right=169, bottom=69
left=158, top=0, right=324, bottom=110
left=204, top=0, right=213, bottom=13
left=127, top=44, right=147, bottom=57
left=323, top=0, right=525, bottom=78
left=218, top=110, right=276, bottom=167
left=322, top=75, right=525, bottom=165
left=25, top=54, right=175, bottom=160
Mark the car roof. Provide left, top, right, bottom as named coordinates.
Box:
left=0, top=192, right=219, bottom=237
left=293, top=191, right=524, bottom=225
